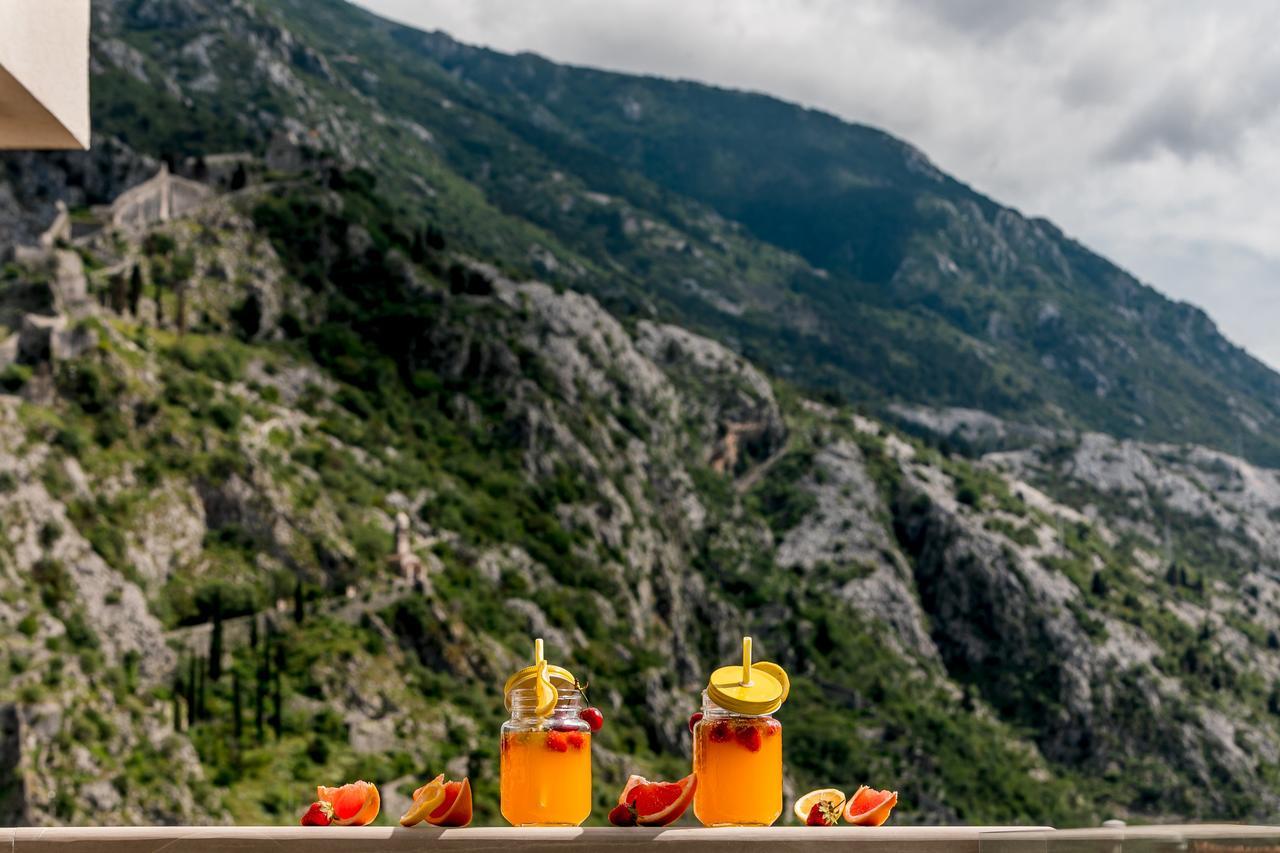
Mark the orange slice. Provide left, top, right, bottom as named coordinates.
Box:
left=794, top=788, right=845, bottom=824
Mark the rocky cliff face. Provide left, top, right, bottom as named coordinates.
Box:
left=6, top=172, right=1280, bottom=823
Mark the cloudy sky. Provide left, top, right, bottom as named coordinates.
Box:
left=356, top=0, right=1280, bottom=369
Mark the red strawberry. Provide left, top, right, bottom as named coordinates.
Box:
left=735, top=724, right=762, bottom=752
left=687, top=712, right=703, bottom=733
left=300, top=800, right=334, bottom=826
left=708, top=720, right=731, bottom=743
left=546, top=730, right=571, bottom=752
left=608, top=801, right=638, bottom=826
left=567, top=732, right=586, bottom=750
left=807, top=801, right=841, bottom=826
left=581, top=707, right=604, bottom=732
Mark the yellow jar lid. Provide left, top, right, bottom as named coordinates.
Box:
left=503, top=638, right=575, bottom=718
left=706, top=637, right=790, bottom=715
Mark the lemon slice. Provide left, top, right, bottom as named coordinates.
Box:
left=504, top=638, right=573, bottom=719
left=533, top=660, right=558, bottom=718
left=794, top=788, right=846, bottom=824
left=400, top=776, right=446, bottom=827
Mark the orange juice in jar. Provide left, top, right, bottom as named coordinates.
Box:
left=692, top=637, right=788, bottom=827
left=499, top=639, right=592, bottom=826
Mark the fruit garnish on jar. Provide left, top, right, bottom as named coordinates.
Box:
left=734, top=723, right=763, bottom=752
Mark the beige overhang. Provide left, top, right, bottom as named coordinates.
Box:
left=0, top=0, right=90, bottom=150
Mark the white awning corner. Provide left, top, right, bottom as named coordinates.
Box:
left=0, top=0, right=90, bottom=150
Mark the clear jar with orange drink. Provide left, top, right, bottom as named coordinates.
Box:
left=692, top=637, right=788, bottom=827
left=499, top=640, right=592, bottom=826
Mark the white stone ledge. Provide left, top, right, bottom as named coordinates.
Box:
left=0, top=825, right=1034, bottom=852
left=0, top=825, right=1274, bottom=852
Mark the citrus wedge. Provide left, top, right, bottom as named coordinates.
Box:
left=794, top=788, right=845, bottom=824
left=399, top=774, right=445, bottom=827
left=611, top=773, right=697, bottom=826
left=843, top=785, right=898, bottom=827
left=425, top=778, right=472, bottom=827
left=316, top=780, right=380, bottom=826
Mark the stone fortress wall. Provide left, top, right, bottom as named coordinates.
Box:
left=109, top=163, right=213, bottom=231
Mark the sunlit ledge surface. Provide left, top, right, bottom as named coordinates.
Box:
left=14, top=823, right=1272, bottom=852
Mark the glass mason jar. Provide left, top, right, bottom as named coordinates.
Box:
left=692, top=690, right=782, bottom=826
left=500, top=686, right=592, bottom=826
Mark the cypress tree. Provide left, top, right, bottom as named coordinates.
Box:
left=128, top=265, right=144, bottom=316
left=209, top=592, right=224, bottom=682
left=153, top=261, right=165, bottom=327
left=197, top=656, right=207, bottom=720
left=255, top=663, right=266, bottom=741
left=232, top=668, right=243, bottom=742
left=176, top=282, right=188, bottom=336
left=272, top=643, right=286, bottom=739
left=426, top=225, right=445, bottom=250
left=109, top=273, right=127, bottom=313
left=256, top=628, right=269, bottom=740
left=409, top=227, right=426, bottom=263
left=1090, top=571, right=1108, bottom=597
left=261, top=624, right=272, bottom=682
left=186, top=656, right=197, bottom=729
left=172, top=674, right=184, bottom=732
left=272, top=667, right=283, bottom=739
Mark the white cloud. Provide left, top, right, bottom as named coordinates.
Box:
left=354, top=0, right=1280, bottom=368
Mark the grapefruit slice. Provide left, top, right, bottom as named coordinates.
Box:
left=426, top=778, right=472, bottom=827
left=611, top=773, right=697, bottom=827
left=843, top=785, right=898, bottom=827
left=399, top=774, right=445, bottom=827
left=316, top=780, right=381, bottom=826
left=793, top=788, right=845, bottom=824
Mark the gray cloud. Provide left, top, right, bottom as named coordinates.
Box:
left=355, top=0, right=1280, bottom=370
left=907, top=0, right=1084, bottom=39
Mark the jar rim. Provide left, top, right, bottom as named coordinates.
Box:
left=508, top=685, right=583, bottom=718
left=701, top=689, right=775, bottom=718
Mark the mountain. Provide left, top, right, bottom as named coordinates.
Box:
left=12, top=0, right=1278, bottom=466
left=0, top=0, right=1279, bottom=828
left=241, top=0, right=1280, bottom=467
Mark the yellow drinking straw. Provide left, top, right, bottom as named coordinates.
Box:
left=707, top=635, right=791, bottom=715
